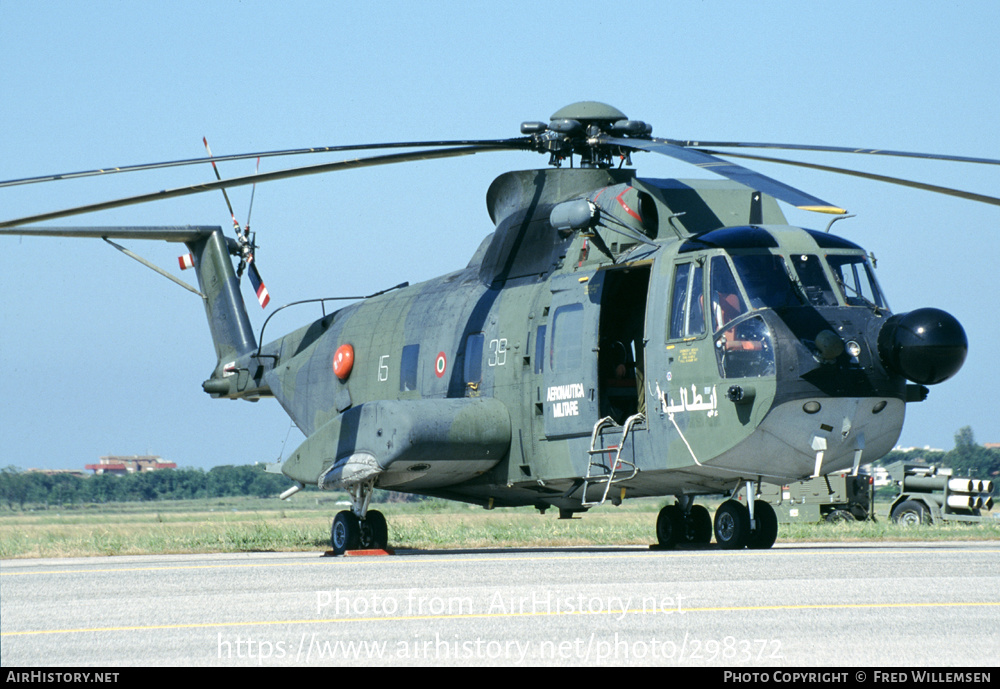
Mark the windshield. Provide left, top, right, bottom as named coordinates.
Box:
left=827, top=254, right=887, bottom=309
left=730, top=254, right=803, bottom=309
left=790, top=254, right=837, bottom=306
left=729, top=251, right=887, bottom=310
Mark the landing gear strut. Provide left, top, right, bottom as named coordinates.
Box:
left=330, top=479, right=390, bottom=555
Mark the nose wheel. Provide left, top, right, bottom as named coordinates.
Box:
left=331, top=510, right=389, bottom=555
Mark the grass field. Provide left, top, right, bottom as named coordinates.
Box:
left=1, top=496, right=997, bottom=559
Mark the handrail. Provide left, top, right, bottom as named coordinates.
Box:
left=254, top=282, right=409, bottom=358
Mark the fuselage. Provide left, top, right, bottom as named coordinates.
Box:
left=215, top=168, right=938, bottom=513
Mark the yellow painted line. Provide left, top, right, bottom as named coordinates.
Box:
left=3, top=600, right=998, bottom=637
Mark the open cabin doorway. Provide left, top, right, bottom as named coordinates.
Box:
left=598, top=264, right=651, bottom=425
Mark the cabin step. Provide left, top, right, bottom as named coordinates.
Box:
left=581, top=413, right=642, bottom=507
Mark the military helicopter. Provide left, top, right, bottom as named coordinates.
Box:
left=2, top=101, right=996, bottom=554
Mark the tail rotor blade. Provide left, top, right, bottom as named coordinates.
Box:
left=203, top=137, right=243, bottom=237
left=246, top=255, right=270, bottom=309
left=245, top=157, right=261, bottom=231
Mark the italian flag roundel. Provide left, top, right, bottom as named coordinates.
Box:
left=435, top=352, right=447, bottom=378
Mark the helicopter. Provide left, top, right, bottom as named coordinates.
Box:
left=2, top=101, right=996, bottom=554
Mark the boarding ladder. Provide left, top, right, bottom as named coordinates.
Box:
left=581, top=413, right=643, bottom=507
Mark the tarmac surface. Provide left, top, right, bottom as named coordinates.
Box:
left=2, top=541, right=998, bottom=667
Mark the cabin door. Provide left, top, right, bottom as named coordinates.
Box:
left=541, top=272, right=602, bottom=439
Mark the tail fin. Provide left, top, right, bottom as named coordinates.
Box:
left=185, top=228, right=257, bottom=366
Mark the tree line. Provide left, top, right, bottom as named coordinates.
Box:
left=875, top=426, right=1000, bottom=479
left=0, top=464, right=294, bottom=510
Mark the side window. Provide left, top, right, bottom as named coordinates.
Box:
left=550, top=303, right=584, bottom=371
left=710, top=255, right=748, bottom=333
left=714, top=315, right=776, bottom=379
left=463, top=333, right=484, bottom=385
left=400, top=344, right=419, bottom=391
left=669, top=262, right=706, bottom=339
left=669, top=263, right=690, bottom=340
left=534, top=325, right=546, bottom=374
left=689, top=264, right=705, bottom=337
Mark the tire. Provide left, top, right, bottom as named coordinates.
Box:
left=331, top=511, right=361, bottom=554
left=748, top=501, right=778, bottom=549
left=714, top=500, right=751, bottom=549
left=685, top=504, right=713, bottom=544
left=825, top=509, right=855, bottom=523
left=891, top=499, right=932, bottom=526
left=362, top=510, right=389, bottom=550
left=849, top=504, right=870, bottom=522
left=656, top=505, right=683, bottom=548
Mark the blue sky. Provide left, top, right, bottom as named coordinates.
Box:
left=1, top=0, right=997, bottom=471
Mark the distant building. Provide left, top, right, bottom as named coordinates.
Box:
left=893, top=445, right=945, bottom=454
left=862, top=464, right=892, bottom=487
left=85, top=455, right=177, bottom=475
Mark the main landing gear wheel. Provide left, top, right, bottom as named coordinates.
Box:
left=714, top=499, right=751, bottom=549
left=685, top=504, right=713, bottom=544
left=747, top=500, right=778, bottom=549
left=657, top=502, right=713, bottom=549
left=656, top=505, right=683, bottom=548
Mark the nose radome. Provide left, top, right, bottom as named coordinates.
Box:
left=877, top=307, right=968, bottom=385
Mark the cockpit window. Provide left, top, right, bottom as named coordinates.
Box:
left=669, top=261, right=706, bottom=339
left=731, top=254, right=803, bottom=310
left=827, top=254, right=887, bottom=309
left=710, top=255, right=748, bottom=332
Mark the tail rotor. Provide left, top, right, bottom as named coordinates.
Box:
left=202, top=137, right=270, bottom=308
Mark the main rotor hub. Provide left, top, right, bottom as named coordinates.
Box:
left=550, top=101, right=629, bottom=125
left=521, top=101, right=652, bottom=168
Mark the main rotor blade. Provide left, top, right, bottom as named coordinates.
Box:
left=696, top=149, right=1000, bottom=207
left=0, top=225, right=220, bottom=241
left=0, top=145, right=509, bottom=228
left=0, top=138, right=531, bottom=188
left=602, top=136, right=846, bottom=214
left=666, top=140, right=1000, bottom=167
